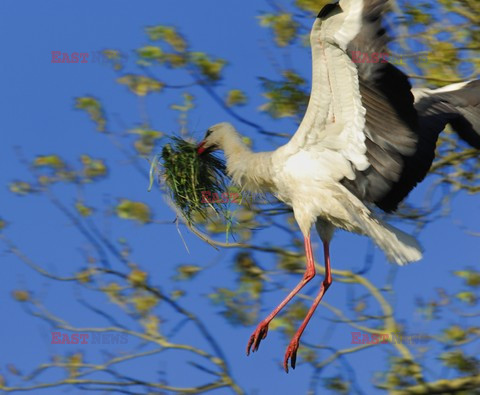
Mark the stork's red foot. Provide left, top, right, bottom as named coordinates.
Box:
left=246, top=322, right=269, bottom=355
left=283, top=337, right=300, bottom=373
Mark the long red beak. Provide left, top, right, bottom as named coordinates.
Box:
left=197, top=141, right=207, bottom=155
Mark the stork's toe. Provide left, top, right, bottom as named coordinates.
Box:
left=246, top=323, right=269, bottom=355
left=283, top=338, right=299, bottom=373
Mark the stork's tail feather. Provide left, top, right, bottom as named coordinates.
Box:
left=362, top=216, right=423, bottom=265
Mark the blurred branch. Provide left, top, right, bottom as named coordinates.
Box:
left=389, top=375, right=480, bottom=394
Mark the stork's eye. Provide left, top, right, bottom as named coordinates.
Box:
left=205, top=129, right=213, bottom=138
left=317, top=1, right=340, bottom=19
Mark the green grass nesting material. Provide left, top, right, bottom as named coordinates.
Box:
left=150, top=137, right=230, bottom=226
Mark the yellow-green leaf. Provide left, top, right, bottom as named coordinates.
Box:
left=443, top=325, right=467, bottom=342
left=103, top=282, right=125, bottom=305
left=117, top=74, right=164, bottom=96
left=171, top=289, right=185, bottom=300
left=440, top=350, right=479, bottom=374
left=353, top=300, right=367, bottom=313
left=164, top=53, right=188, bottom=68
left=259, top=70, right=308, bottom=118
left=454, top=269, right=480, bottom=287
left=226, top=89, right=247, bottom=107
left=259, top=13, right=298, bottom=47
left=190, top=52, right=226, bottom=82
left=132, top=295, right=157, bottom=314
left=456, top=291, right=477, bottom=304
left=128, top=268, right=148, bottom=287
left=80, top=155, right=107, bottom=180
left=75, top=96, right=106, bottom=132
left=142, top=315, right=160, bottom=336
left=175, top=264, right=202, bottom=280
left=67, top=353, right=82, bottom=378
left=101, top=49, right=122, bottom=61
left=295, top=0, right=330, bottom=14
left=129, top=128, right=163, bottom=155
left=75, top=201, right=93, bottom=217
left=116, top=199, right=152, bottom=224
left=33, top=155, right=65, bottom=169
left=76, top=268, right=94, bottom=283
left=146, top=26, right=187, bottom=52
left=100, top=49, right=126, bottom=71
left=12, top=290, right=30, bottom=302
left=137, top=45, right=163, bottom=60
left=10, top=181, right=34, bottom=195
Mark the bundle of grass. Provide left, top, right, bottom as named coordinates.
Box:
left=149, top=137, right=231, bottom=227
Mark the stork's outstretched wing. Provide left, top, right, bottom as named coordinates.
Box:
left=341, top=0, right=480, bottom=212
left=373, top=80, right=480, bottom=211
left=290, top=0, right=480, bottom=212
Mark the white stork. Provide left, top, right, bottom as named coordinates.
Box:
left=197, top=0, right=480, bottom=372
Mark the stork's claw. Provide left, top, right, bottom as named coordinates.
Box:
left=246, top=322, right=269, bottom=355
left=283, top=338, right=299, bottom=373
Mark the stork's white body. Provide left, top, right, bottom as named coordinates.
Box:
left=272, top=148, right=422, bottom=263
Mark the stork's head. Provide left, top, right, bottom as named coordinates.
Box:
left=197, top=122, right=236, bottom=155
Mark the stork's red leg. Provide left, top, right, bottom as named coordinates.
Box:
left=284, top=240, right=332, bottom=372
left=247, top=234, right=316, bottom=355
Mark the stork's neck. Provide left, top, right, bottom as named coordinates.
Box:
left=221, top=135, right=274, bottom=193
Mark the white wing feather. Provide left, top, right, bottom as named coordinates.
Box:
left=287, top=0, right=370, bottom=178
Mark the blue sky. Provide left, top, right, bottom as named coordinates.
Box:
left=1, top=1, right=479, bottom=394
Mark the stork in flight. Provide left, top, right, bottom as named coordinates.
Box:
left=197, top=0, right=480, bottom=372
